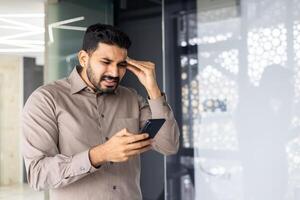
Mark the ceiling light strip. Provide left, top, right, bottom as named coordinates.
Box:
left=0, top=18, right=43, bottom=30
left=0, top=39, right=44, bottom=45
left=0, top=48, right=44, bottom=53
left=56, top=25, right=86, bottom=31
left=0, top=14, right=44, bottom=18
left=0, top=30, right=44, bottom=41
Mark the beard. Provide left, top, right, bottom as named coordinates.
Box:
left=86, top=62, right=120, bottom=94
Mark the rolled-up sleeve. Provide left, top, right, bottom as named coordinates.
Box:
left=138, top=93, right=180, bottom=156
left=22, top=88, right=97, bottom=191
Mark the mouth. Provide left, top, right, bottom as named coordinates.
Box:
left=103, top=79, right=117, bottom=87
left=101, top=76, right=120, bottom=88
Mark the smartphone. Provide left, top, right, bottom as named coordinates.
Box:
left=140, top=119, right=166, bottom=138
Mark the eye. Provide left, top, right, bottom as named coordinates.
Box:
left=101, top=61, right=110, bottom=65
left=118, top=64, right=127, bottom=68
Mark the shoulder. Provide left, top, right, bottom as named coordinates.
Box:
left=25, top=78, right=69, bottom=107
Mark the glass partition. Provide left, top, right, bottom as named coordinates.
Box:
left=45, top=0, right=113, bottom=82
left=164, top=0, right=300, bottom=199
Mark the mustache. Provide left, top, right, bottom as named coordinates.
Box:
left=100, top=75, right=120, bottom=82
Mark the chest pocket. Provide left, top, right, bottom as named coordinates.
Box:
left=108, top=118, right=140, bottom=138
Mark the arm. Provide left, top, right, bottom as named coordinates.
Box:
left=22, top=88, right=97, bottom=191
left=126, top=57, right=180, bottom=156
left=138, top=93, right=180, bottom=155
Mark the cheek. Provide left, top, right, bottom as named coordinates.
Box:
left=90, top=63, right=106, bottom=77
left=119, top=68, right=127, bottom=79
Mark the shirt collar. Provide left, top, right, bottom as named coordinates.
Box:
left=68, top=65, right=87, bottom=94
left=68, top=65, right=120, bottom=95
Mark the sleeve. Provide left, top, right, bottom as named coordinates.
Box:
left=138, top=93, right=180, bottom=156
left=22, top=88, right=98, bottom=191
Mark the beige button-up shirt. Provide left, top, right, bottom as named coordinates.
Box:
left=22, top=66, right=180, bottom=200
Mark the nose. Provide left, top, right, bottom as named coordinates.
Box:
left=107, top=64, right=119, bottom=77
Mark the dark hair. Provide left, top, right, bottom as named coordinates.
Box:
left=82, top=23, right=131, bottom=54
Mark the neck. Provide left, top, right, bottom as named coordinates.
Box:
left=79, top=66, right=96, bottom=90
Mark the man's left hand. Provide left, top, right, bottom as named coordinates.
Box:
left=126, top=57, right=161, bottom=99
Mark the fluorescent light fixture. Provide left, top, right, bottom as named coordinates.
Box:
left=0, top=13, right=44, bottom=54
left=0, top=39, right=44, bottom=45
left=0, top=48, right=44, bottom=53
left=0, top=42, right=43, bottom=49
left=0, top=25, right=35, bottom=31
left=48, top=16, right=85, bottom=43
left=0, top=14, right=44, bottom=18
left=49, top=16, right=84, bottom=27
left=66, top=52, right=78, bottom=62
left=0, top=30, right=44, bottom=40
left=48, top=25, right=54, bottom=44
left=0, top=18, right=43, bottom=31
left=56, top=25, right=86, bottom=31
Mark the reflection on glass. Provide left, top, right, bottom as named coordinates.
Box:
left=294, top=21, right=300, bottom=102
left=248, top=24, right=287, bottom=86
left=173, top=0, right=300, bottom=199
left=165, top=0, right=300, bottom=198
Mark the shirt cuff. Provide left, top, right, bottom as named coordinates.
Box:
left=148, top=93, right=170, bottom=118
left=70, top=150, right=99, bottom=176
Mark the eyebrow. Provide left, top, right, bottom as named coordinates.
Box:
left=101, top=58, right=127, bottom=64
left=101, top=58, right=112, bottom=62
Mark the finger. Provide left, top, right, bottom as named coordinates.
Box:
left=138, top=61, right=155, bottom=68
left=127, top=60, right=147, bottom=70
left=126, top=65, right=141, bottom=76
left=126, top=139, right=153, bottom=150
left=126, top=133, right=149, bottom=144
left=129, top=59, right=153, bottom=68
left=127, top=57, right=154, bottom=67
left=126, top=145, right=152, bottom=156
left=126, top=58, right=151, bottom=71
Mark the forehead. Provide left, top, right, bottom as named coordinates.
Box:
left=91, top=43, right=127, bottom=61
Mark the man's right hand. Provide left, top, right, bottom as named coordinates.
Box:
left=89, top=128, right=152, bottom=167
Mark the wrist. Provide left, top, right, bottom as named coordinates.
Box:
left=147, top=86, right=161, bottom=99
left=89, top=145, right=106, bottom=167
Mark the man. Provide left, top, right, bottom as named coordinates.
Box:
left=22, top=23, right=179, bottom=200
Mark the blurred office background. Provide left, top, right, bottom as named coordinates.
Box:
left=1, top=0, right=300, bottom=199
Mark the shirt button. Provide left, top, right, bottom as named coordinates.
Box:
left=80, top=167, right=85, bottom=171
left=105, top=137, right=109, bottom=141
left=101, top=114, right=104, bottom=118
left=113, top=185, right=117, bottom=190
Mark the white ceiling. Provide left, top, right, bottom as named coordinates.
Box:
left=0, top=0, right=45, bottom=64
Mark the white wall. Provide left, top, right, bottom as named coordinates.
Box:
left=0, top=55, right=23, bottom=185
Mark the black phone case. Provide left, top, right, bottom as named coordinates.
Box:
left=140, top=119, right=166, bottom=138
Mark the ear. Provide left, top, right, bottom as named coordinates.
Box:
left=78, top=50, right=89, bottom=68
